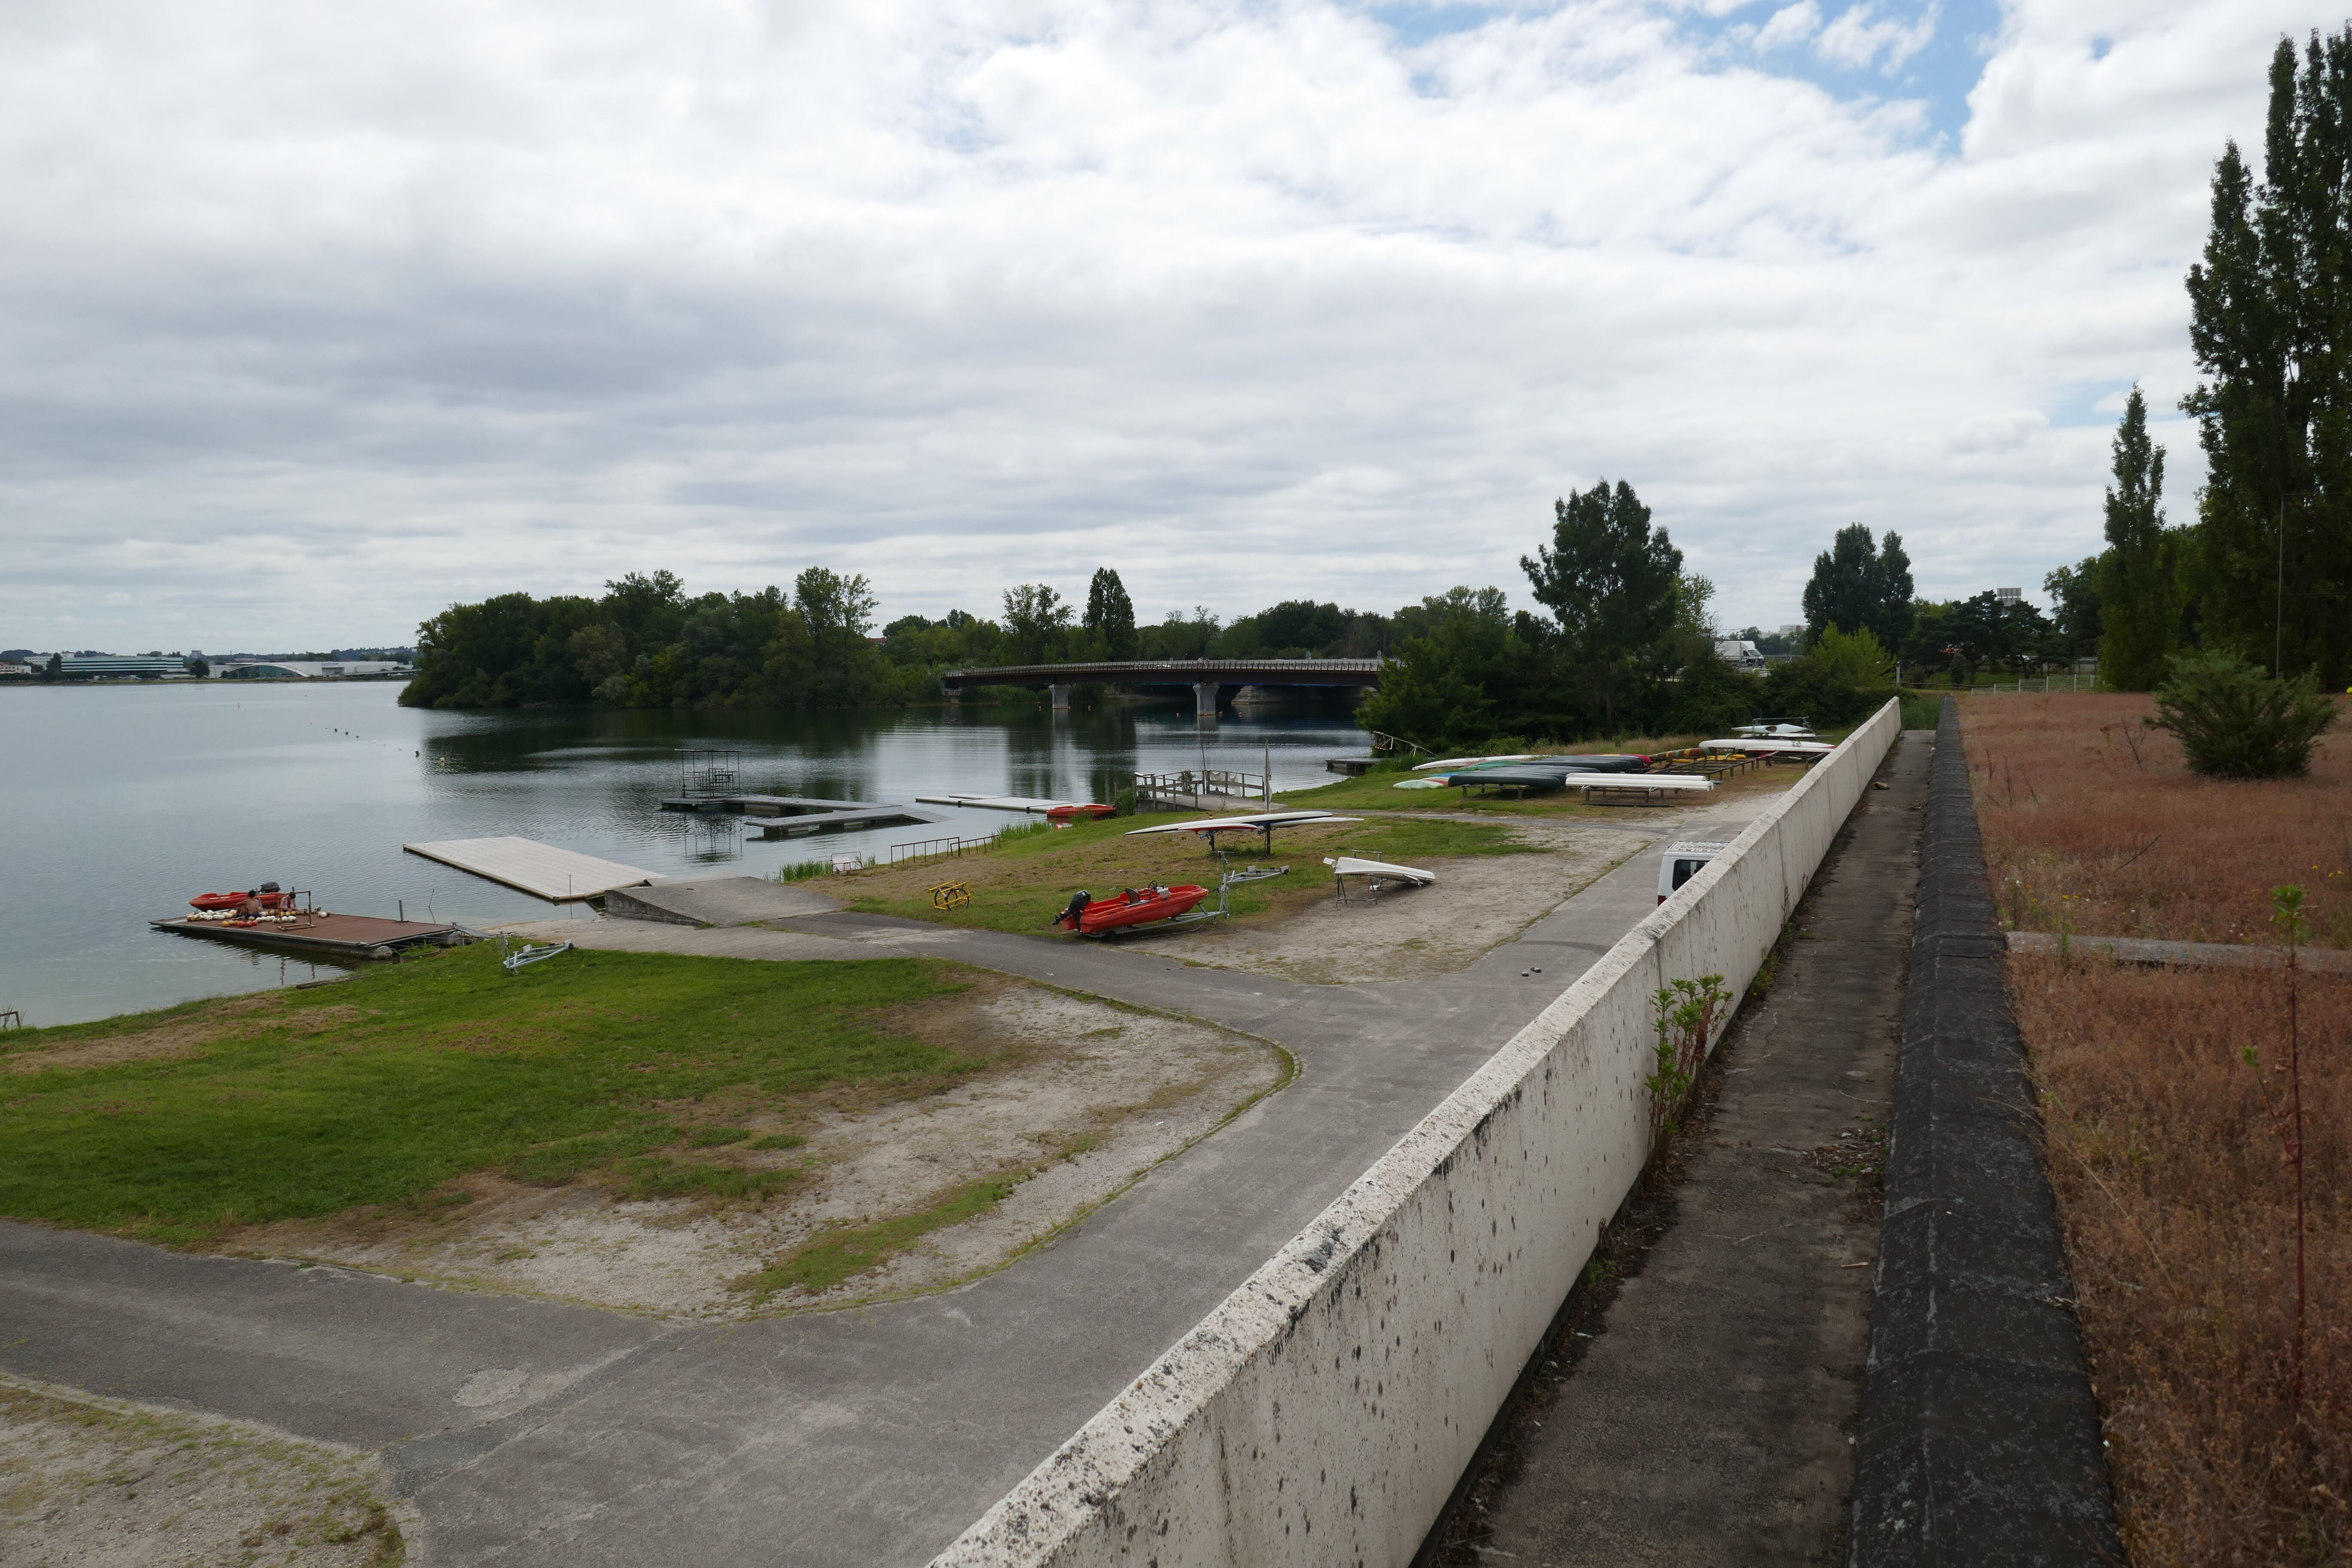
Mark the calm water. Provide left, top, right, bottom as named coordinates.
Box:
left=0, top=683, right=1371, bottom=1027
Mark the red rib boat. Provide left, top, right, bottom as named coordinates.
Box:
left=189, top=882, right=293, bottom=913
left=1053, top=884, right=1210, bottom=936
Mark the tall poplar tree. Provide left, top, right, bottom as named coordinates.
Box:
left=2182, top=29, right=2352, bottom=682
left=2094, top=387, right=2173, bottom=688
left=1082, top=567, right=1138, bottom=659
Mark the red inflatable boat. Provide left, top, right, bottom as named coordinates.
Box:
left=1053, top=884, right=1210, bottom=935
left=1045, top=802, right=1115, bottom=823
left=188, top=882, right=292, bottom=913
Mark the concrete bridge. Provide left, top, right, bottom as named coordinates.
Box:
left=941, top=657, right=1382, bottom=717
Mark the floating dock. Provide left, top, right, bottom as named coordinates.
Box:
left=151, top=913, right=469, bottom=960
left=657, top=794, right=947, bottom=836
left=402, top=836, right=655, bottom=901
left=914, top=793, right=1092, bottom=814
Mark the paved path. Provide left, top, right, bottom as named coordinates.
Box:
left=1, top=793, right=1788, bottom=1566
left=1453, top=731, right=1927, bottom=1567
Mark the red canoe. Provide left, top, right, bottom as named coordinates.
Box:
left=1053, top=884, right=1210, bottom=935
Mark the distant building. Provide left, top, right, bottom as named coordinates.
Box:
left=57, top=654, right=188, bottom=678
left=213, top=659, right=413, bottom=680
left=1994, top=588, right=2022, bottom=605
left=1777, top=624, right=1804, bottom=639
left=0, top=662, right=33, bottom=677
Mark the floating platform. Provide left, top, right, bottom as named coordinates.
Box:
left=915, top=793, right=1092, bottom=814
left=403, top=836, right=654, bottom=901
left=657, top=794, right=946, bottom=836
left=151, top=913, right=469, bottom=960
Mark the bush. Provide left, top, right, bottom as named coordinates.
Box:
left=1760, top=656, right=1892, bottom=727
left=2148, top=651, right=2338, bottom=778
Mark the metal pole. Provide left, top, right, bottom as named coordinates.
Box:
left=1263, top=741, right=1271, bottom=804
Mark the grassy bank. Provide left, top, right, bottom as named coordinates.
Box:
left=2011, top=955, right=2348, bottom=1565
left=836, top=811, right=1537, bottom=934
left=1966, top=695, right=2352, bottom=1562
left=0, top=946, right=1000, bottom=1246
left=1960, top=691, right=2352, bottom=946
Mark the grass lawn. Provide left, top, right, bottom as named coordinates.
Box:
left=0, top=945, right=999, bottom=1246
left=837, top=811, right=1540, bottom=934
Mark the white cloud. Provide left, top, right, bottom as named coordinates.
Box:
left=1814, top=2, right=1939, bottom=73
left=0, top=0, right=2322, bottom=650
left=1754, top=2, right=1822, bottom=53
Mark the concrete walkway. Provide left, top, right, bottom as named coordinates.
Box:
left=0, top=792, right=1793, bottom=1567
left=1450, top=730, right=1926, bottom=1567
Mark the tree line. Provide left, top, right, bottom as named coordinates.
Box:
left=402, top=566, right=1417, bottom=710
left=2055, top=29, right=2352, bottom=693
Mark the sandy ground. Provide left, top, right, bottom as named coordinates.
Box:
left=230, top=988, right=1285, bottom=1319
left=0, top=1376, right=404, bottom=1568
left=1166, top=819, right=1646, bottom=984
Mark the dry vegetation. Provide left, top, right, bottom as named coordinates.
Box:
left=1961, top=691, right=2352, bottom=945
left=1970, top=691, right=2352, bottom=1563
left=2012, top=955, right=2348, bottom=1566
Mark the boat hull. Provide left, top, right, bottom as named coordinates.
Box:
left=1057, top=885, right=1211, bottom=934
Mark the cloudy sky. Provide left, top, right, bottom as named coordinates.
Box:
left=0, top=0, right=2324, bottom=652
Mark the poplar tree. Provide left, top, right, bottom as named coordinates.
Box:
left=1083, top=567, right=1138, bottom=659
left=2095, top=387, right=2174, bottom=688
left=2182, top=29, right=2352, bottom=683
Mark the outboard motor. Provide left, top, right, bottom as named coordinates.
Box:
left=1055, top=890, right=1092, bottom=929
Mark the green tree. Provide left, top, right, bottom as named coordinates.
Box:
left=1801, top=525, right=1915, bottom=651
left=1521, top=481, right=1682, bottom=730
left=2181, top=30, right=2352, bottom=686
left=2042, top=557, right=2104, bottom=664
left=1082, top=568, right=1139, bottom=659
left=1000, top=584, right=1073, bottom=665
left=2095, top=386, right=2174, bottom=688
left=1356, top=588, right=1519, bottom=748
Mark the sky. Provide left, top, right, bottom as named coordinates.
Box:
left=0, top=0, right=2328, bottom=652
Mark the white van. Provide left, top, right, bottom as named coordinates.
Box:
left=1657, top=841, right=1729, bottom=903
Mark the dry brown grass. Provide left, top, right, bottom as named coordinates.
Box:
left=2011, top=953, right=2350, bottom=1565
left=1959, top=692, right=2352, bottom=946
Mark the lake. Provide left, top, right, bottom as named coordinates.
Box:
left=0, top=682, right=1373, bottom=1027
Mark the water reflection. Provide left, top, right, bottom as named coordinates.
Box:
left=0, top=683, right=1370, bottom=1027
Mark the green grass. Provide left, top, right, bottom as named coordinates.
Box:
left=840, top=812, right=1536, bottom=935
left=735, top=1171, right=1027, bottom=1298
left=0, top=945, right=986, bottom=1244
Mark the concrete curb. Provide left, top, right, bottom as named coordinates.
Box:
left=1847, top=698, right=2121, bottom=1565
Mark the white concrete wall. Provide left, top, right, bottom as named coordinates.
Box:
left=933, top=700, right=1904, bottom=1568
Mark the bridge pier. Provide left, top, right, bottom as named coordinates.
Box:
left=1193, top=681, right=1220, bottom=721
left=1049, top=683, right=1071, bottom=711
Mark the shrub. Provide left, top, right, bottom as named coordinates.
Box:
left=2147, top=650, right=2337, bottom=778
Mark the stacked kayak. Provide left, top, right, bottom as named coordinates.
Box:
left=1399, top=754, right=1657, bottom=791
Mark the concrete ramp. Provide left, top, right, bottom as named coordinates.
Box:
left=602, top=876, right=838, bottom=927
left=402, top=837, right=653, bottom=902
